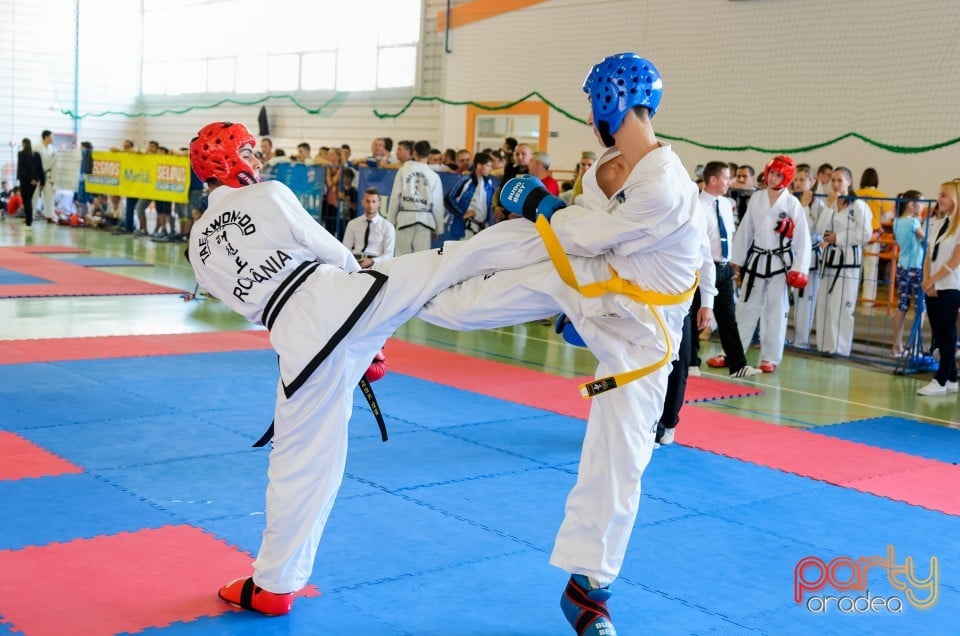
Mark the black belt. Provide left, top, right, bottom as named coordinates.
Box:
left=741, top=245, right=792, bottom=302
left=261, top=261, right=320, bottom=330
left=819, top=244, right=862, bottom=293
left=253, top=268, right=389, bottom=446
left=253, top=374, right=388, bottom=447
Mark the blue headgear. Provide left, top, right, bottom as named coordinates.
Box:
left=582, top=53, right=662, bottom=147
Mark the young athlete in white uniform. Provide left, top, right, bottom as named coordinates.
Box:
left=386, top=140, right=445, bottom=255
left=186, top=122, right=549, bottom=617
left=729, top=156, right=812, bottom=373
left=814, top=166, right=873, bottom=356
left=421, top=53, right=703, bottom=636
left=790, top=164, right=825, bottom=349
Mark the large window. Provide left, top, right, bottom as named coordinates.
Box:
left=141, top=0, right=421, bottom=95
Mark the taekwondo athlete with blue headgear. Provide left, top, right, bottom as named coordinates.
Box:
left=420, top=53, right=705, bottom=636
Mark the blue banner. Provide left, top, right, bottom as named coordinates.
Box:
left=262, top=163, right=499, bottom=244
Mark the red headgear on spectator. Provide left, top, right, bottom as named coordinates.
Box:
left=190, top=122, right=259, bottom=188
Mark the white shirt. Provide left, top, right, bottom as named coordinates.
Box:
left=341, top=213, right=396, bottom=263
left=929, top=216, right=960, bottom=291
left=699, top=190, right=737, bottom=263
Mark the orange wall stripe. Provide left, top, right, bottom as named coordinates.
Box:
left=465, top=101, right=550, bottom=153
left=437, top=0, right=549, bottom=32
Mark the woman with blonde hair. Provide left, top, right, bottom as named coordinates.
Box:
left=561, top=150, right=597, bottom=205
left=917, top=179, right=960, bottom=395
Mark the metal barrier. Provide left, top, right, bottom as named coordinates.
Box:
left=782, top=194, right=939, bottom=375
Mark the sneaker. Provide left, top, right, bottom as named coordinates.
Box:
left=731, top=365, right=762, bottom=377
left=759, top=361, right=777, bottom=373
left=706, top=354, right=727, bottom=368
left=687, top=366, right=701, bottom=377
left=218, top=577, right=294, bottom=616
left=659, top=428, right=676, bottom=445
left=917, top=380, right=947, bottom=396
left=946, top=381, right=959, bottom=394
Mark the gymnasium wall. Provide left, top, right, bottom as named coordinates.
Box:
left=437, top=0, right=960, bottom=194
left=3, top=0, right=960, bottom=196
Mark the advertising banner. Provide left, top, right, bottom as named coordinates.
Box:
left=85, top=151, right=189, bottom=203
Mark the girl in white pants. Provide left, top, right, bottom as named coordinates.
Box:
left=815, top=167, right=873, bottom=356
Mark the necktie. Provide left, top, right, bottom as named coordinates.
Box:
left=362, top=219, right=371, bottom=255
left=716, top=198, right=728, bottom=259
left=932, top=217, right=949, bottom=261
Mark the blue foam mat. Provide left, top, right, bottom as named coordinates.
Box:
left=0, top=266, right=51, bottom=285
left=0, top=473, right=175, bottom=550
left=1, top=350, right=957, bottom=635
left=811, top=415, right=960, bottom=464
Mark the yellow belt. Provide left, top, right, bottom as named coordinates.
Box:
left=535, top=216, right=698, bottom=398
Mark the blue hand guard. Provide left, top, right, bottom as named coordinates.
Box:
left=501, top=176, right=566, bottom=221
left=555, top=313, right=587, bottom=348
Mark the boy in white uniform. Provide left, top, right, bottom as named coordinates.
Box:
left=187, top=122, right=549, bottom=617
left=386, top=140, right=445, bottom=255
left=421, top=53, right=702, bottom=636
left=730, top=156, right=812, bottom=373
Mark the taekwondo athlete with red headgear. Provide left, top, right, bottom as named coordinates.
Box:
left=729, top=155, right=811, bottom=373
left=187, top=122, right=548, bottom=616
left=420, top=53, right=704, bottom=636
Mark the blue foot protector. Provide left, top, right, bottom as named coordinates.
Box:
left=554, top=314, right=587, bottom=348
left=561, top=575, right=616, bottom=635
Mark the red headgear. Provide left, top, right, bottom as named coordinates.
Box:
left=190, top=122, right=258, bottom=188
left=763, top=155, right=795, bottom=190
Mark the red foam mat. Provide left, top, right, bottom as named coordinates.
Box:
left=672, top=406, right=960, bottom=516
left=0, top=431, right=84, bottom=481
left=385, top=339, right=760, bottom=416
left=0, top=247, right=181, bottom=297
left=0, top=331, right=271, bottom=364
left=0, top=525, right=319, bottom=636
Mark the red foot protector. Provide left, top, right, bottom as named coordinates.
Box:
left=0, top=431, right=83, bottom=481
left=218, top=577, right=295, bottom=616
left=0, top=525, right=319, bottom=636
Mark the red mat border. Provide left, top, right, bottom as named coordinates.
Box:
left=0, top=247, right=181, bottom=297
left=0, top=331, right=271, bottom=365
left=0, top=524, right=319, bottom=636
left=0, top=431, right=84, bottom=481
left=0, top=331, right=956, bottom=516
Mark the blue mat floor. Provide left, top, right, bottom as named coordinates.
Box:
left=811, top=415, right=960, bottom=464
left=0, top=266, right=51, bottom=285
left=1, top=351, right=957, bottom=635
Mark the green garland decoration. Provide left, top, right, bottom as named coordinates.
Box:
left=60, top=88, right=960, bottom=154
left=375, top=93, right=960, bottom=155
left=61, top=93, right=348, bottom=120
